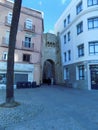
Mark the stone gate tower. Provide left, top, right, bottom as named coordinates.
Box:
left=41, top=33, right=63, bottom=85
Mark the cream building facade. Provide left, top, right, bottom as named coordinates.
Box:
left=55, top=0, right=98, bottom=90
left=0, top=0, right=43, bottom=88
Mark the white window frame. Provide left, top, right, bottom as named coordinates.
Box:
left=67, top=14, right=70, bottom=24
left=3, top=52, right=8, bottom=60
left=68, top=50, right=71, bottom=61
left=64, top=19, right=66, bottom=28
left=88, top=0, right=98, bottom=6
left=64, top=67, right=69, bottom=80
left=25, top=19, right=32, bottom=29
left=76, top=1, right=83, bottom=15
left=24, top=35, right=32, bottom=48
left=64, top=52, right=67, bottom=62
left=78, top=44, right=84, bottom=57
left=88, top=17, right=98, bottom=29
left=64, top=34, right=66, bottom=44
left=89, top=41, right=98, bottom=55
left=77, top=65, right=85, bottom=80
left=5, top=30, right=10, bottom=44
left=77, top=21, right=83, bottom=35
left=7, top=12, right=12, bottom=24
left=68, top=31, right=71, bottom=41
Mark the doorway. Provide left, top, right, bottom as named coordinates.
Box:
left=90, top=65, right=98, bottom=89
left=43, top=59, right=55, bottom=84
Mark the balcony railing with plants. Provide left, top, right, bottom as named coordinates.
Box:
left=22, top=41, right=34, bottom=51
left=24, top=22, right=35, bottom=33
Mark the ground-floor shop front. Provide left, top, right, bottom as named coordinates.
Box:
left=64, top=60, right=98, bottom=90
left=0, top=62, right=41, bottom=89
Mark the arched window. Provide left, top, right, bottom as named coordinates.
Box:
left=7, top=12, right=12, bottom=24
left=25, top=19, right=32, bottom=29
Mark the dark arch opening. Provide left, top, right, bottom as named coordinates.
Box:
left=43, top=59, right=55, bottom=85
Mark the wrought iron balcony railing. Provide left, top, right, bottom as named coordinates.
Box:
left=24, top=22, right=35, bottom=33
left=22, top=41, right=34, bottom=51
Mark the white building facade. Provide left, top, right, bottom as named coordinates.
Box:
left=55, top=0, right=98, bottom=90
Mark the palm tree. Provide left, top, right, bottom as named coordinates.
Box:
left=1, top=0, right=22, bottom=107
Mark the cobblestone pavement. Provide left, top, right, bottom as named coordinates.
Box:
left=0, top=85, right=98, bottom=130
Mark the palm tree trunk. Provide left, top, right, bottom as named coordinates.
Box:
left=6, top=0, right=22, bottom=104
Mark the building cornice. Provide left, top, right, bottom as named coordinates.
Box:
left=60, top=6, right=98, bottom=35
left=0, top=1, right=43, bottom=20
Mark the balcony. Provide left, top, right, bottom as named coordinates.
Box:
left=5, top=16, right=11, bottom=26
left=22, top=41, right=34, bottom=51
left=1, top=37, right=9, bottom=47
left=24, top=22, right=35, bottom=33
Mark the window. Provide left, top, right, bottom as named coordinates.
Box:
left=77, top=21, right=83, bottom=35
left=3, top=52, right=8, bottom=60
left=76, top=1, right=83, bottom=14
left=64, top=35, right=66, bottom=44
left=23, top=54, right=30, bottom=62
left=64, top=52, right=67, bottom=62
left=25, top=19, right=32, bottom=29
left=78, top=65, right=85, bottom=80
left=5, top=31, right=10, bottom=44
left=7, top=12, right=12, bottom=24
left=67, top=14, right=70, bottom=24
left=64, top=19, right=66, bottom=28
left=78, top=44, right=84, bottom=57
left=24, top=36, right=31, bottom=48
left=68, top=50, right=71, bottom=60
left=88, top=0, right=98, bottom=6
left=88, top=17, right=98, bottom=29
left=0, top=73, right=6, bottom=84
left=68, top=31, right=70, bottom=41
left=89, top=41, right=98, bottom=54
left=64, top=68, right=69, bottom=80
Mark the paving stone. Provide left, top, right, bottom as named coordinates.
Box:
left=0, top=85, right=98, bottom=130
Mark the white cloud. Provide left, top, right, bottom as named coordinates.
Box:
left=61, top=0, right=67, bottom=4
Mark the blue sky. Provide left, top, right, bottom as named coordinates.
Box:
left=21, top=0, right=71, bottom=33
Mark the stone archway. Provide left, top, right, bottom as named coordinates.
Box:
left=43, top=59, right=55, bottom=84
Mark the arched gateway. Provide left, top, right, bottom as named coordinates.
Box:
left=43, top=59, right=55, bottom=84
